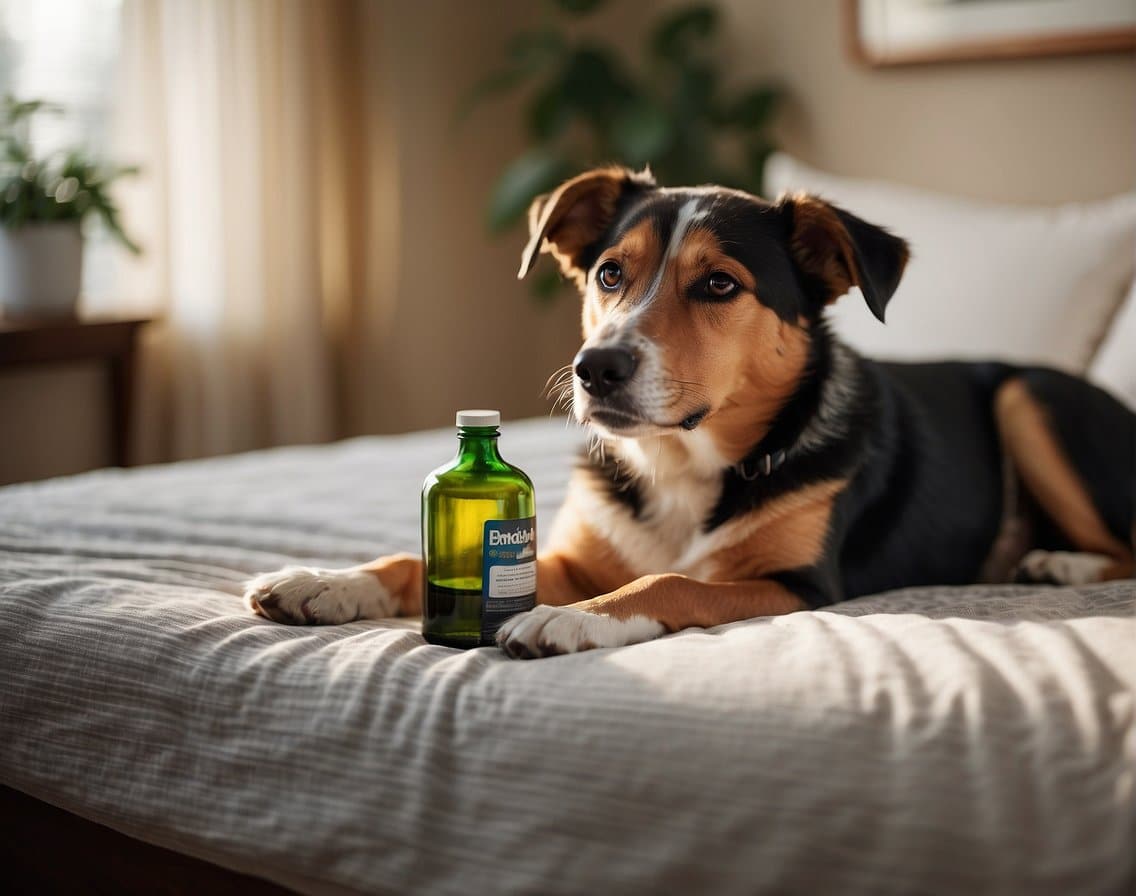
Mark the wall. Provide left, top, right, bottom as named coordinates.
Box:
left=2, top=0, right=581, bottom=484
left=717, top=0, right=1136, bottom=203
left=365, top=0, right=1136, bottom=443
left=2, top=0, right=1134, bottom=484
left=345, top=0, right=1136, bottom=440
left=347, top=0, right=652, bottom=437
left=343, top=0, right=586, bottom=437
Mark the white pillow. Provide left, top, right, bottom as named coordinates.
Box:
left=1089, top=276, right=1136, bottom=411
left=764, top=152, right=1136, bottom=373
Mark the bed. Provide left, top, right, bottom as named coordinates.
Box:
left=1, top=416, right=1133, bottom=894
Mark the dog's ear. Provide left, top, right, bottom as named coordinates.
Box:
left=519, top=166, right=655, bottom=288
left=779, top=193, right=909, bottom=323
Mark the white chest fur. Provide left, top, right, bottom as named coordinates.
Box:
left=567, top=430, right=747, bottom=580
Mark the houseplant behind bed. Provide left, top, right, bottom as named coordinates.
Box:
left=462, top=0, right=782, bottom=300
left=0, top=95, right=140, bottom=317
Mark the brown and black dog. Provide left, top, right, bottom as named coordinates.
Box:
left=246, top=167, right=1136, bottom=658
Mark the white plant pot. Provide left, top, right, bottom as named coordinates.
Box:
left=0, top=222, right=84, bottom=317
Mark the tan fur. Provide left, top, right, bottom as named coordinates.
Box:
left=703, top=480, right=845, bottom=581
left=582, top=218, right=662, bottom=335
left=995, top=378, right=1134, bottom=578
left=786, top=193, right=909, bottom=305
left=573, top=575, right=806, bottom=632
left=699, top=312, right=812, bottom=464
left=520, top=166, right=655, bottom=289
left=360, top=553, right=423, bottom=616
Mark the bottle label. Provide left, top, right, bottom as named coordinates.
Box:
left=481, top=516, right=537, bottom=641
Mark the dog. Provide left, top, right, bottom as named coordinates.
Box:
left=245, top=166, right=1136, bottom=658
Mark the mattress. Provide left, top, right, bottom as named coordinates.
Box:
left=0, top=417, right=1133, bottom=895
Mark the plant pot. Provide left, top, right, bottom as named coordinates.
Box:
left=0, top=222, right=84, bottom=317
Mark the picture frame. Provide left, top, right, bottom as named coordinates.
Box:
left=847, top=0, right=1136, bottom=67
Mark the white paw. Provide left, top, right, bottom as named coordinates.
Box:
left=496, top=604, right=665, bottom=659
left=1014, top=550, right=1111, bottom=586
left=245, top=566, right=396, bottom=625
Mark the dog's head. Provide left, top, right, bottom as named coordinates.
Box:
left=520, top=167, right=909, bottom=461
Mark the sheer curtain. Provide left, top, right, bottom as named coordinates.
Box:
left=104, top=0, right=391, bottom=463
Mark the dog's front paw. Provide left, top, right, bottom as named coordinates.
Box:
left=245, top=566, right=396, bottom=625
left=496, top=604, right=665, bottom=659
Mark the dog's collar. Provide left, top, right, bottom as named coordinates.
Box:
left=735, top=448, right=788, bottom=481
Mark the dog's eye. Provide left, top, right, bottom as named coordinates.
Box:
left=597, top=261, right=622, bottom=291
left=707, top=272, right=739, bottom=298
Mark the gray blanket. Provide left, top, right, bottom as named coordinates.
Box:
left=1, top=418, right=1133, bottom=895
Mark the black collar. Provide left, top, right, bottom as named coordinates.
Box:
left=735, top=448, right=788, bottom=481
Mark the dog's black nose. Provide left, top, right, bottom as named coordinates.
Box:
left=574, top=347, right=638, bottom=398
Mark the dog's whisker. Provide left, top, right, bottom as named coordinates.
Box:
left=549, top=386, right=574, bottom=406
left=546, top=372, right=577, bottom=418
left=542, top=365, right=575, bottom=398
left=585, top=431, right=608, bottom=468
left=550, top=384, right=575, bottom=419
left=551, top=386, right=574, bottom=409
left=544, top=364, right=573, bottom=385
left=663, top=379, right=712, bottom=407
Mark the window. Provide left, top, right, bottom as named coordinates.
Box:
left=0, top=0, right=124, bottom=300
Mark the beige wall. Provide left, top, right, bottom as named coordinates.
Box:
left=719, top=0, right=1136, bottom=203
left=349, top=0, right=649, bottom=436
left=2, top=0, right=1134, bottom=484
left=356, top=0, right=1134, bottom=443
left=344, top=0, right=584, bottom=437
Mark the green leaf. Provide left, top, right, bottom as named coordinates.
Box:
left=558, top=46, right=632, bottom=126
left=487, top=149, right=571, bottom=233
left=609, top=96, right=672, bottom=167
left=671, top=62, right=716, bottom=120
left=98, top=206, right=143, bottom=254
left=2, top=95, right=61, bottom=126
left=719, top=86, right=779, bottom=130
left=649, top=4, right=718, bottom=61
left=456, top=31, right=567, bottom=128
left=551, top=0, right=606, bottom=15
left=526, top=83, right=570, bottom=142
left=2, top=138, right=28, bottom=164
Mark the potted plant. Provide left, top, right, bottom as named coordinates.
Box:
left=462, top=0, right=782, bottom=298
left=0, top=95, right=140, bottom=317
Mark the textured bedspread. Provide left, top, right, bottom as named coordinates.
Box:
left=1, top=418, right=1133, bottom=895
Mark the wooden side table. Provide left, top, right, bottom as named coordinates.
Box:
left=0, top=315, right=154, bottom=468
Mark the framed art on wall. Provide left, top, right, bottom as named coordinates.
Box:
left=848, top=0, right=1136, bottom=66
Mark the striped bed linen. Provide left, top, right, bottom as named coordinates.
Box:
left=0, top=417, right=1133, bottom=895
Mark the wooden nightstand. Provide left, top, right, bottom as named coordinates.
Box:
left=0, top=315, right=154, bottom=468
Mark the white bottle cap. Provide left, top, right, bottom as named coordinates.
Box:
left=456, top=409, right=501, bottom=427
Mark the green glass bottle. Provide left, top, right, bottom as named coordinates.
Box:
left=422, top=410, right=537, bottom=648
